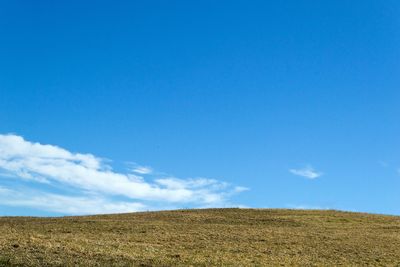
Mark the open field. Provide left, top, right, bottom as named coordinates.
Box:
left=0, top=208, right=400, bottom=266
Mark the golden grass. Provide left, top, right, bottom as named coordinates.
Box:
left=1, top=208, right=400, bottom=266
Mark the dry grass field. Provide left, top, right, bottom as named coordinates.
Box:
left=0, top=208, right=400, bottom=266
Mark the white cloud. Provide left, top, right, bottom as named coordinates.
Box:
left=289, top=165, right=322, bottom=179
left=0, top=187, right=145, bottom=215
left=288, top=205, right=330, bottom=210
left=134, top=167, right=152, bottom=174
left=130, top=164, right=153, bottom=175
left=0, top=186, right=12, bottom=194
left=0, top=134, right=247, bottom=214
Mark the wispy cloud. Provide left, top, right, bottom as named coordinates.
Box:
left=0, top=134, right=247, bottom=215
left=128, top=163, right=153, bottom=175
left=287, top=204, right=330, bottom=210
left=289, top=165, right=322, bottom=179
left=133, top=166, right=152, bottom=174
left=0, top=187, right=146, bottom=215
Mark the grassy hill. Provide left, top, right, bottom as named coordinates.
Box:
left=0, top=208, right=399, bottom=266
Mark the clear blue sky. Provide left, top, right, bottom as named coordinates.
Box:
left=0, top=1, right=399, bottom=216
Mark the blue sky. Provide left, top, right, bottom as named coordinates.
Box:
left=0, top=1, right=399, bottom=216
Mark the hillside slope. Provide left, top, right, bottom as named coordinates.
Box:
left=1, top=209, right=400, bottom=266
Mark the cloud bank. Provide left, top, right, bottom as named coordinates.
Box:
left=289, top=165, right=322, bottom=179
left=0, top=134, right=247, bottom=215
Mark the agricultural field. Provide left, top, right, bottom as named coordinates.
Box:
left=0, top=208, right=400, bottom=266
